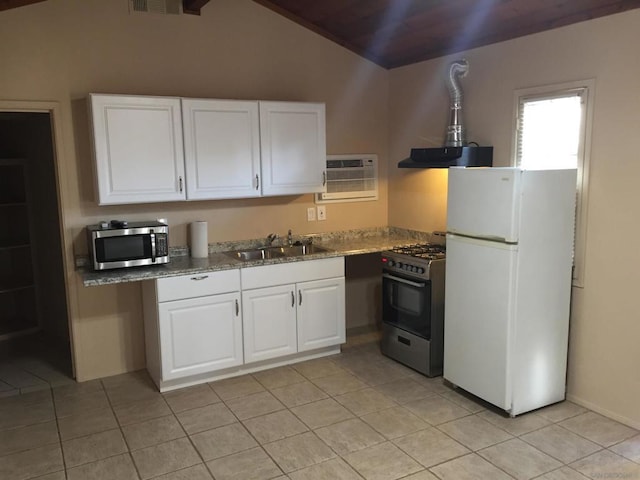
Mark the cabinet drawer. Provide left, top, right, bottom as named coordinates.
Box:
left=157, top=269, right=240, bottom=302
left=241, top=257, right=344, bottom=290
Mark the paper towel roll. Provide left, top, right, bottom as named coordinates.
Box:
left=190, top=221, right=208, bottom=258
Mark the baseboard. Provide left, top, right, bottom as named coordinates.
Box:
left=566, top=393, right=640, bottom=430
left=346, top=324, right=380, bottom=336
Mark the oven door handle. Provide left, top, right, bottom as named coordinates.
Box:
left=382, top=273, right=425, bottom=288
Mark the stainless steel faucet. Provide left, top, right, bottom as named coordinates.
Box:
left=266, top=233, right=279, bottom=246
left=287, top=229, right=293, bottom=246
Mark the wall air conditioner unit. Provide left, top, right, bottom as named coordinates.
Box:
left=316, top=154, right=378, bottom=204
left=129, top=0, right=182, bottom=14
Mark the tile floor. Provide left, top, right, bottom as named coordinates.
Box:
left=1, top=331, right=639, bottom=480
left=0, top=334, right=74, bottom=397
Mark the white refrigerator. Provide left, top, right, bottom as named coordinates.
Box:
left=444, top=167, right=577, bottom=416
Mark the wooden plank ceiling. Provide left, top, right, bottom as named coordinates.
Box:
left=4, top=0, right=640, bottom=68
left=0, top=0, right=210, bottom=15
left=252, top=0, right=640, bottom=69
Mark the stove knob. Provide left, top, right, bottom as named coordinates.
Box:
left=389, top=260, right=395, bottom=267
left=397, top=262, right=403, bottom=269
left=417, top=267, right=425, bottom=274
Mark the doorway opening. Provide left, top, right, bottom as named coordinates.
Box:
left=0, top=111, right=73, bottom=395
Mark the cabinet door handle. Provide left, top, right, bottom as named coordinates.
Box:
left=179, top=176, right=183, bottom=192
left=291, top=290, right=295, bottom=307
left=298, top=290, right=302, bottom=306
left=235, top=299, right=239, bottom=316
left=255, top=174, right=260, bottom=190
left=322, top=171, right=326, bottom=186
left=190, top=275, right=209, bottom=281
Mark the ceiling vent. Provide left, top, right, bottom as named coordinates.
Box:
left=129, top=0, right=182, bottom=15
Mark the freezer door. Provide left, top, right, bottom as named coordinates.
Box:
left=447, top=167, right=521, bottom=242
left=443, top=234, right=518, bottom=411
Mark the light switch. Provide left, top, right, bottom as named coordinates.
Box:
left=307, top=207, right=316, bottom=221
left=317, top=205, right=327, bottom=221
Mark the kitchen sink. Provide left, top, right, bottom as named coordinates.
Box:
left=280, top=244, right=330, bottom=256
left=225, top=244, right=331, bottom=262
left=225, top=247, right=286, bottom=261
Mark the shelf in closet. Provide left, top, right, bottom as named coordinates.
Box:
left=0, top=283, right=35, bottom=295
left=0, top=159, right=40, bottom=338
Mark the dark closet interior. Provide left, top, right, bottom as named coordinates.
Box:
left=0, top=112, right=72, bottom=394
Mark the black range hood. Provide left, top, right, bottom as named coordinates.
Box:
left=398, top=146, right=493, bottom=169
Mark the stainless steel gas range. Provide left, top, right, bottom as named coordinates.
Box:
left=380, top=239, right=446, bottom=377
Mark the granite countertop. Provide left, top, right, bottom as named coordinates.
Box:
left=81, top=227, right=432, bottom=287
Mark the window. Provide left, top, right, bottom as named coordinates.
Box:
left=513, top=80, right=594, bottom=287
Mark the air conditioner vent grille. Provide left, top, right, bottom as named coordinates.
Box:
left=130, top=0, right=181, bottom=14
left=316, top=154, right=378, bottom=203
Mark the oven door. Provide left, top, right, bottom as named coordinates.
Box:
left=382, top=271, right=432, bottom=339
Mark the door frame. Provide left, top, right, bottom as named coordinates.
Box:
left=0, top=100, right=77, bottom=379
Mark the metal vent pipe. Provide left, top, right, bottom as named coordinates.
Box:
left=444, top=59, right=469, bottom=147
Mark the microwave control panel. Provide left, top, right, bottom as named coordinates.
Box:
left=155, top=233, right=168, bottom=257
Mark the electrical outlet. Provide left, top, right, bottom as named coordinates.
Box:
left=317, top=205, right=327, bottom=221
left=307, top=207, right=316, bottom=221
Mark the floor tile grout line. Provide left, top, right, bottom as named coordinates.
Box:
left=474, top=437, right=556, bottom=479
left=261, top=363, right=472, bottom=479
left=99, top=378, right=143, bottom=480
left=556, top=412, right=639, bottom=448
left=50, top=386, right=70, bottom=479
left=307, top=350, right=596, bottom=479
left=3, top=337, right=638, bottom=479
left=554, top=420, right=621, bottom=450
left=188, top=392, right=287, bottom=479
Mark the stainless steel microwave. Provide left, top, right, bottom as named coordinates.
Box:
left=87, top=220, right=169, bottom=271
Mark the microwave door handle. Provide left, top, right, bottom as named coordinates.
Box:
left=150, top=233, right=156, bottom=262
left=382, top=273, right=425, bottom=288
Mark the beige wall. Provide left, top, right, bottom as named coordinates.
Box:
left=389, top=11, right=640, bottom=428
left=0, top=0, right=389, bottom=380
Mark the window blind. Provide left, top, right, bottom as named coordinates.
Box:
left=516, top=89, right=586, bottom=170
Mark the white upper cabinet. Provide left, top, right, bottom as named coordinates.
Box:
left=89, top=95, right=327, bottom=204
left=89, top=94, right=186, bottom=205
left=259, top=101, right=327, bottom=196
left=182, top=99, right=261, bottom=200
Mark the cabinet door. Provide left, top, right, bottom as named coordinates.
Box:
left=89, top=94, right=185, bottom=205
left=158, top=293, right=242, bottom=380
left=297, top=277, right=345, bottom=352
left=242, top=284, right=297, bottom=363
left=259, top=101, right=326, bottom=196
left=182, top=99, right=261, bottom=200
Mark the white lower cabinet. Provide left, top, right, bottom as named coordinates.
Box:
left=241, top=257, right=345, bottom=365
left=158, top=293, right=243, bottom=380
left=143, top=257, right=345, bottom=391
left=242, top=284, right=297, bottom=363
left=143, top=269, right=243, bottom=387
left=297, top=277, right=346, bottom=352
